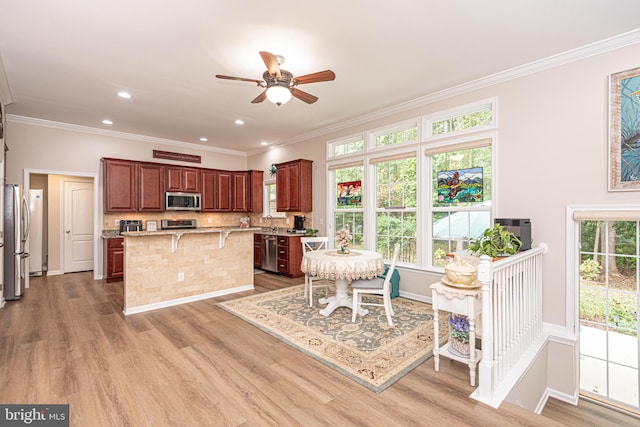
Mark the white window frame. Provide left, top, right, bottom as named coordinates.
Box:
left=327, top=133, right=366, bottom=160
left=263, top=179, right=285, bottom=218
left=422, top=132, right=496, bottom=270
left=324, top=98, right=498, bottom=271
left=368, top=119, right=420, bottom=152
left=423, top=97, right=497, bottom=141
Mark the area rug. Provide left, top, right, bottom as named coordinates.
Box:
left=218, top=284, right=447, bottom=392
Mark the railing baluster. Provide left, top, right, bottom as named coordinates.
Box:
left=475, top=244, right=548, bottom=406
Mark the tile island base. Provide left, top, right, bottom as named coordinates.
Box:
left=121, top=227, right=260, bottom=315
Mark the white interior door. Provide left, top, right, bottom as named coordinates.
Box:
left=64, top=180, right=93, bottom=273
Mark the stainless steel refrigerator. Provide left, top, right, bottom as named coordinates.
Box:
left=4, top=184, right=29, bottom=300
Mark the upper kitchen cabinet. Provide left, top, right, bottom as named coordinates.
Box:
left=276, top=159, right=312, bottom=212
left=137, top=162, right=164, bottom=212
left=232, top=170, right=263, bottom=213
left=165, top=166, right=201, bottom=193
left=103, top=158, right=137, bottom=212
left=212, top=170, right=263, bottom=213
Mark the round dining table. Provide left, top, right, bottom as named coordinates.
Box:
left=300, top=249, right=385, bottom=316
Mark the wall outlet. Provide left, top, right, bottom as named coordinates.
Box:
left=178, top=272, right=184, bottom=282
left=208, top=218, right=212, bottom=224
left=286, top=218, right=290, bottom=224
left=115, top=220, right=120, bottom=226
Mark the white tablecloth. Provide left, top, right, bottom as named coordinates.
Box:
left=300, top=249, right=385, bottom=281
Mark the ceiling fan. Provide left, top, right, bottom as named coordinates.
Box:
left=215, top=51, right=336, bottom=106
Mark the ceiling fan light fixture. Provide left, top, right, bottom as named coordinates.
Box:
left=266, top=84, right=292, bottom=106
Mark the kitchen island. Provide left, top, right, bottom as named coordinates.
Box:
left=121, top=226, right=261, bottom=315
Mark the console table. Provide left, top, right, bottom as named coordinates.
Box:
left=430, top=281, right=482, bottom=386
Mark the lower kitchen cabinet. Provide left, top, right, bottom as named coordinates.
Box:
left=106, top=238, right=124, bottom=282
left=276, top=235, right=303, bottom=278
left=254, top=234, right=262, bottom=269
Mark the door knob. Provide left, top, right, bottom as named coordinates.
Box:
left=66, top=230, right=71, bottom=233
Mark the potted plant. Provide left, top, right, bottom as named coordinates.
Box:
left=448, top=314, right=470, bottom=356
left=305, top=228, right=319, bottom=237
left=468, top=223, right=522, bottom=258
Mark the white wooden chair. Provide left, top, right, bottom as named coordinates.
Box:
left=350, top=243, right=400, bottom=326
left=301, top=236, right=331, bottom=307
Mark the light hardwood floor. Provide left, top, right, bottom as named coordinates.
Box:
left=0, top=271, right=637, bottom=426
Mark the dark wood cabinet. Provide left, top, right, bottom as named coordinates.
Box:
left=103, top=157, right=261, bottom=213
left=213, top=170, right=263, bottom=213
left=104, top=158, right=137, bottom=212
left=248, top=170, right=263, bottom=214
left=276, top=235, right=303, bottom=278
left=276, top=159, right=312, bottom=212
left=254, top=233, right=262, bottom=269
left=215, top=170, right=233, bottom=212
left=166, top=166, right=201, bottom=193
left=106, top=238, right=124, bottom=282
left=200, top=169, right=216, bottom=211
left=138, top=162, right=164, bottom=212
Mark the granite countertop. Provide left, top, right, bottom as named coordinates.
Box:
left=120, top=226, right=262, bottom=237
left=254, top=228, right=309, bottom=237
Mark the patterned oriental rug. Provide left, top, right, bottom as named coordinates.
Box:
left=218, top=285, right=447, bottom=393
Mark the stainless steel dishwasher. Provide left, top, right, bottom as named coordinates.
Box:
left=261, top=234, right=278, bottom=273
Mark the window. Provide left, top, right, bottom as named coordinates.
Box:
left=328, top=135, right=365, bottom=159
left=263, top=181, right=285, bottom=218
left=330, top=163, right=364, bottom=249
left=325, top=98, right=496, bottom=271
left=577, top=218, right=640, bottom=412
left=373, top=154, right=417, bottom=264
left=428, top=141, right=492, bottom=267
left=370, top=120, right=418, bottom=149
left=424, top=99, right=495, bottom=139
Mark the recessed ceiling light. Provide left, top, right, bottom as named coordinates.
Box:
left=260, top=141, right=269, bottom=146
left=102, top=119, right=113, bottom=125
left=234, top=119, right=244, bottom=125
left=117, top=91, right=132, bottom=99
left=199, top=137, right=208, bottom=142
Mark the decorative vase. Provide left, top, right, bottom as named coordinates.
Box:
left=339, top=245, right=350, bottom=254
left=448, top=337, right=470, bottom=357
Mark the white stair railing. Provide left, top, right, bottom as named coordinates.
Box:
left=473, top=243, right=548, bottom=407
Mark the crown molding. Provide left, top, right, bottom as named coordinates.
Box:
left=270, top=29, right=640, bottom=151
left=6, top=114, right=247, bottom=158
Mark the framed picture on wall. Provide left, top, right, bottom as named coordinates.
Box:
left=609, top=66, right=640, bottom=191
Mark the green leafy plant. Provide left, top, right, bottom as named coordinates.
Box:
left=579, top=259, right=601, bottom=280
left=305, top=228, right=319, bottom=237
left=469, top=223, right=522, bottom=257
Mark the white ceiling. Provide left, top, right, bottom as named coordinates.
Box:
left=2, top=0, right=640, bottom=155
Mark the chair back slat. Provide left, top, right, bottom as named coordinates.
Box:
left=301, top=236, right=328, bottom=253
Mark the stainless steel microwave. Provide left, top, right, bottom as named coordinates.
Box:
left=165, top=192, right=201, bottom=211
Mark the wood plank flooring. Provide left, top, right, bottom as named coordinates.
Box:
left=0, top=271, right=637, bottom=426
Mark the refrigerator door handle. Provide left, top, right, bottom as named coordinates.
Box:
left=22, top=194, right=30, bottom=244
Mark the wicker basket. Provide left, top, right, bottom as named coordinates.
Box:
left=448, top=337, right=470, bottom=356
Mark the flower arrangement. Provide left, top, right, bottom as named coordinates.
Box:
left=336, top=228, right=353, bottom=254
left=448, top=314, right=470, bottom=344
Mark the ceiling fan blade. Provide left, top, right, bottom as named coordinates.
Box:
left=293, top=70, right=336, bottom=85
left=251, top=90, right=268, bottom=104
left=259, top=51, right=282, bottom=78
left=215, top=74, right=265, bottom=87
left=291, top=88, right=318, bottom=104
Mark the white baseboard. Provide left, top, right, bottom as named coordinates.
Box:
left=399, top=290, right=431, bottom=304
left=123, top=284, right=254, bottom=315
left=46, top=270, right=63, bottom=276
